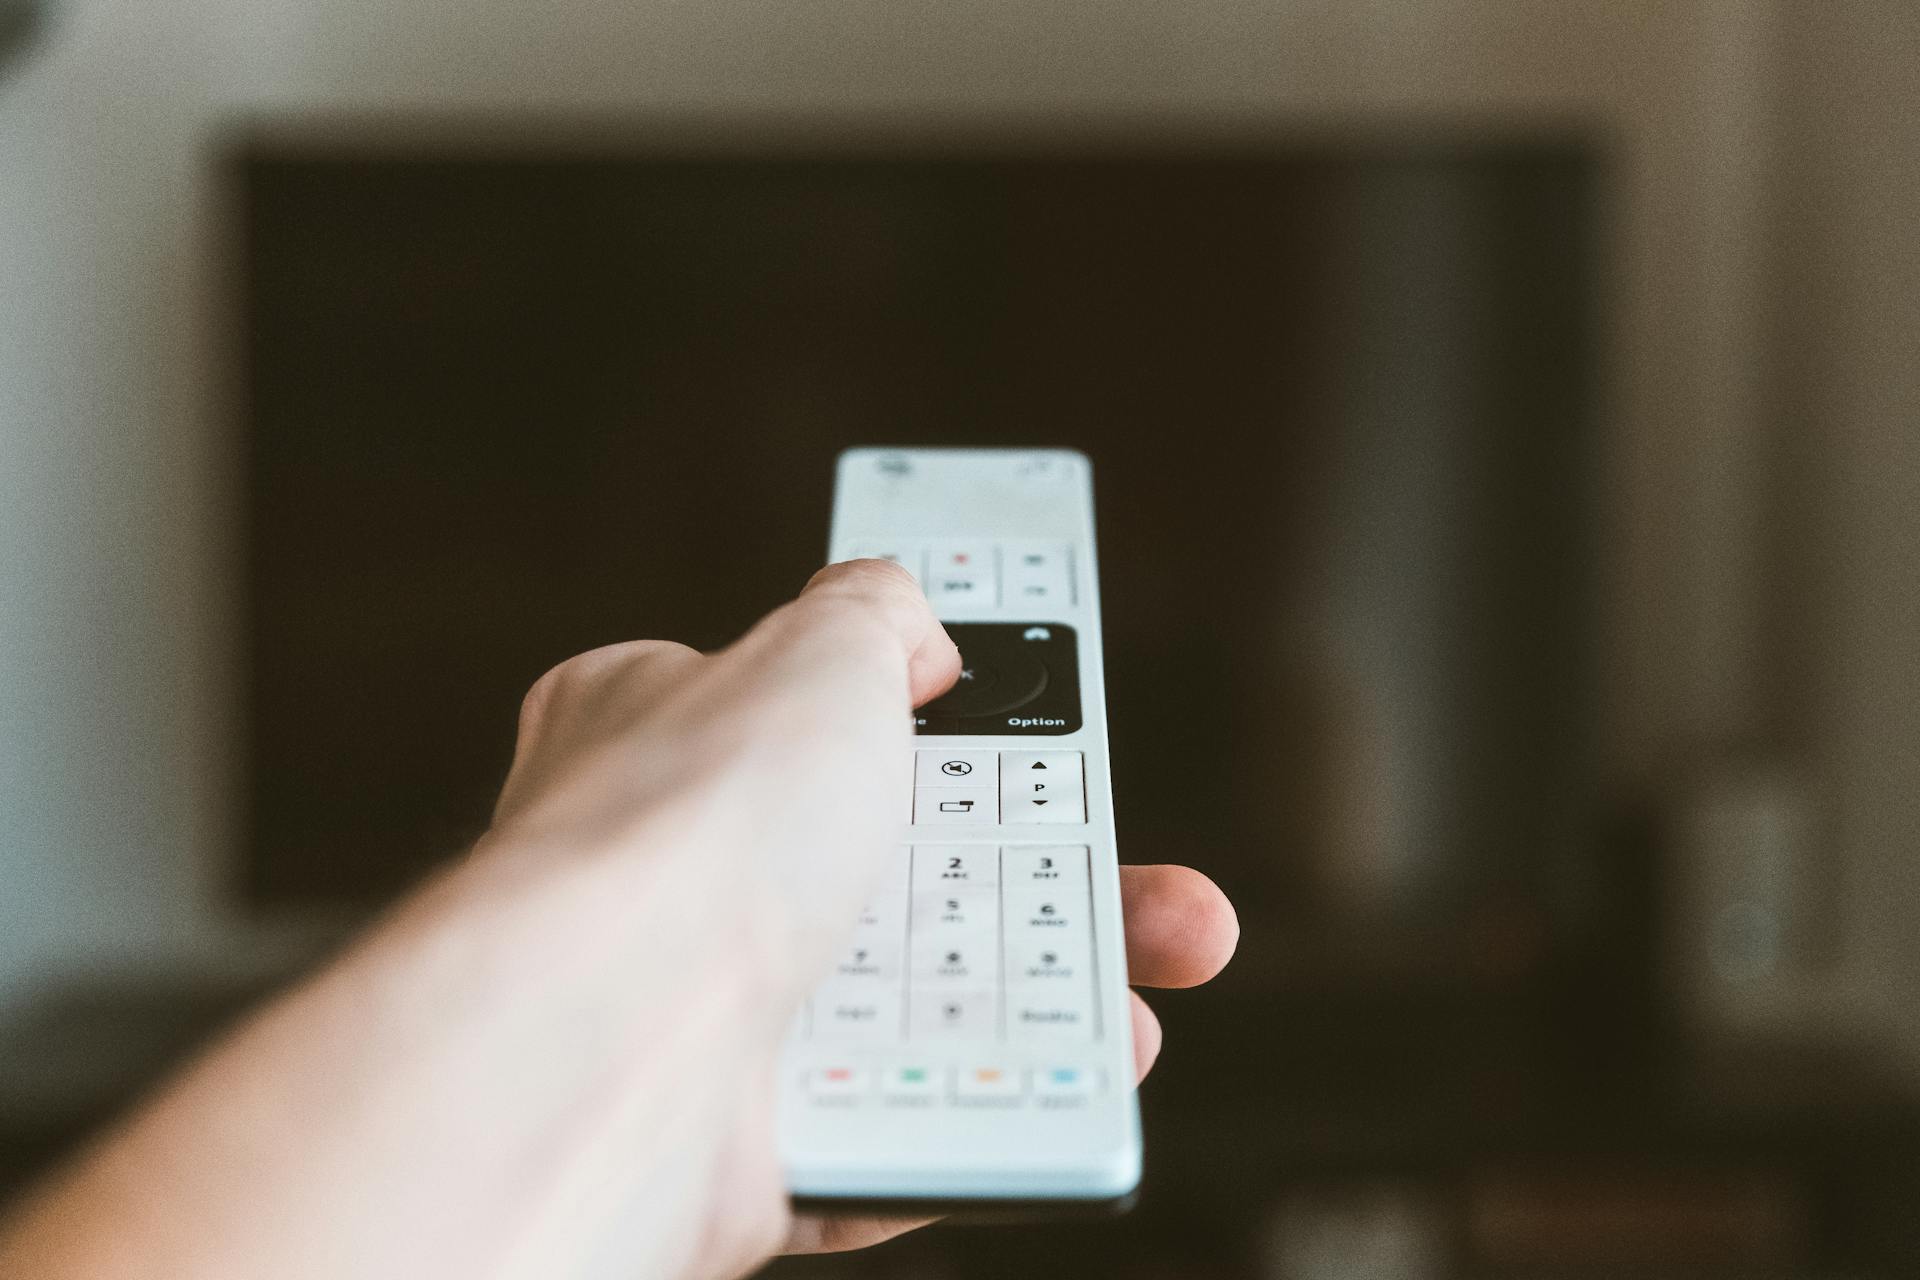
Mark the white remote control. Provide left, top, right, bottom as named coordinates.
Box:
left=778, top=447, right=1140, bottom=1210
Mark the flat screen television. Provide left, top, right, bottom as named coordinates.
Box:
left=237, top=132, right=1595, bottom=956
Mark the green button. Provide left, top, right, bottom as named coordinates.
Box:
left=899, top=1068, right=928, bottom=1083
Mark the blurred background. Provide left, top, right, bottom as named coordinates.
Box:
left=2, top=1, right=1916, bottom=1276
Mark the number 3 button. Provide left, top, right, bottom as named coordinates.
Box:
left=1004, top=845, right=1088, bottom=888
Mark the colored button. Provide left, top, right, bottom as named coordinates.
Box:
left=880, top=1065, right=943, bottom=1099
left=1033, top=1066, right=1103, bottom=1100
left=955, top=1065, right=1025, bottom=1100
left=809, top=1066, right=873, bottom=1096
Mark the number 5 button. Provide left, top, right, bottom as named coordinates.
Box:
left=998, top=751, right=1086, bottom=823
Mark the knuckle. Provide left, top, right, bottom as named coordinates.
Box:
left=516, top=640, right=701, bottom=729
left=515, top=664, right=580, bottom=740
left=518, top=661, right=571, bottom=725
left=619, top=638, right=701, bottom=667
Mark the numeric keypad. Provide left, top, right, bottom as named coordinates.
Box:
left=805, top=844, right=1097, bottom=1050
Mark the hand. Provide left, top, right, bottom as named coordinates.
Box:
left=0, top=560, right=1237, bottom=1280
left=491, top=559, right=1236, bottom=1269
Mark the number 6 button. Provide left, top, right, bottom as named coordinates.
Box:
left=998, top=751, right=1086, bottom=823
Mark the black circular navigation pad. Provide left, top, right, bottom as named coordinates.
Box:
left=918, top=653, right=1048, bottom=718
left=911, top=623, right=1081, bottom=736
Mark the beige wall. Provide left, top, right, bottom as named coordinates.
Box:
left=1771, top=3, right=1920, bottom=1057
left=1, top=1, right=1911, bottom=1049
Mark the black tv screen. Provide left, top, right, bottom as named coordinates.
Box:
left=239, top=133, right=1594, bottom=930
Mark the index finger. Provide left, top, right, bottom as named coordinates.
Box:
left=788, top=559, right=963, bottom=707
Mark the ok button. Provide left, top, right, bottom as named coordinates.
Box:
left=915, top=750, right=998, bottom=788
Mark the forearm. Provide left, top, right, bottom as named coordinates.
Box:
left=0, top=560, right=955, bottom=1280
left=0, top=820, right=793, bottom=1280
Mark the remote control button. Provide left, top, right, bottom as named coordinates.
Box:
left=911, top=886, right=998, bottom=933
left=844, top=547, right=928, bottom=585
left=954, top=1065, right=1025, bottom=1102
left=849, top=849, right=909, bottom=942
left=1003, top=845, right=1089, bottom=889
left=879, top=1064, right=944, bottom=1101
left=924, top=544, right=998, bottom=615
left=911, top=989, right=997, bottom=1039
left=1032, top=1065, right=1104, bottom=1102
left=927, top=544, right=993, bottom=576
left=911, top=937, right=998, bottom=986
left=911, top=845, right=999, bottom=890
left=962, top=714, right=1077, bottom=735
left=913, top=623, right=1083, bottom=737
left=1000, top=750, right=1083, bottom=779
left=1004, top=936, right=1092, bottom=986
left=1003, top=889, right=1087, bottom=938
left=1003, top=542, right=1070, bottom=572
left=947, top=659, right=999, bottom=695
left=853, top=893, right=907, bottom=936
left=1007, top=580, right=1067, bottom=606
left=999, top=751, right=1086, bottom=824
left=830, top=938, right=901, bottom=982
left=912, top=786, right=996, bottom=825
left=914, top=750, right=998, bottom=788
left=1009, top=995, right=1096, bottom=1038
left=930, top=543, right=991, bottom=569
left=1003, top=542, right=1074, bottom=606
left=808, top=1066, right=874, bottom=1097
left=926, top=577, right=993, bottom=614
left=810, top=981, right=903, bottom=1043
left=918, top=651, right=1049, bottom=718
